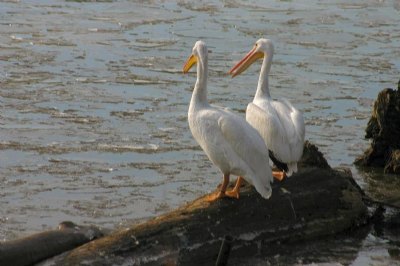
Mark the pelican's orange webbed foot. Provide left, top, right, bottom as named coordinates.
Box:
left=206, top=174, right=232, bottom=202
left=225, top=176, right=243, bottom=199
left=225, top=189, right=240, bottom=199
left=273, top=171, right=286, bottom=181
left=205, top=191, right=226, bottom=202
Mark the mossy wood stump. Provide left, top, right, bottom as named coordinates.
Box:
left=45, top=152, right=367, bottom=265
left=355, top=80, right=400, bottom=174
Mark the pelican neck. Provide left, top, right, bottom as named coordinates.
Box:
left=254, top=52, right=272, bottom=100
left=190, top=55, right=209, bottom=108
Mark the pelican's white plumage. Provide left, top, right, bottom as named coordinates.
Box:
left=230, top=38, right=305, bottom=177
left=183, top=40, right=273, bottom=200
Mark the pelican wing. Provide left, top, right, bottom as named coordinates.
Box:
left=246, top=102, right=291, bottom=162
left=217, top=112, right=273, bottom=198
left=272, top=99, right=305, bottom=161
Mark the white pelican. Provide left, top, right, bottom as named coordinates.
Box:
left=229, top=38, right=305, bottom=178
left=183, top=40, right=273, bottom=201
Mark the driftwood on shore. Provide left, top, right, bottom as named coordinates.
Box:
left=39, top=142, right=368, bottom=266
left=355, top=80, right=400, bottom=174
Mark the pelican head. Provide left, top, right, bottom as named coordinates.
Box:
left=229, top=38, right=274, bottom=78
left=183, top=40, right=208, bottom=73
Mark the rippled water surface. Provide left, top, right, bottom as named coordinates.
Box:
left=1, top=0, right=400, bottom=264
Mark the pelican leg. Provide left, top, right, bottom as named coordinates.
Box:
left=225, top=176, right=243, bottom=199
left=273, top=171, right=286, bottom=181
left=206, top=174, right=230, bottom=202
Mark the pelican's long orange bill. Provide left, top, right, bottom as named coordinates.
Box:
left=183, top=54, right=197, bottom=73
left=229, top=46, right=264, bottom=78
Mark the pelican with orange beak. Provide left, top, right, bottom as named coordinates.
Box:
left=183, top=40, right=273, bottom=201
left=230, top=39, right=305, bottom=179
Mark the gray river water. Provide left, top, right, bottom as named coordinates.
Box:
left=1, top=0, right=400, bottom=265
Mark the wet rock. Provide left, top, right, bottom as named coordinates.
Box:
left=0, top=222, right=104, bottom=266
left=42, top=152, right=368, bottom=265
left=370, top=205, right=400, bottom=248
left=298, top=140, right=331, bottom=169
left=355, top=80, right=400, bottom=174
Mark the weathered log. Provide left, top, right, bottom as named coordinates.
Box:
left=355, top=80, right=400, bottom=174
left=44, top=167, right=367, bottom=265
left=0, top=221, right=104, bottom=266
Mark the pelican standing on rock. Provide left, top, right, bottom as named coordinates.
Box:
left=230, top=38, right=305, bottom=179
left=183, top=40, right=273, bottom=201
